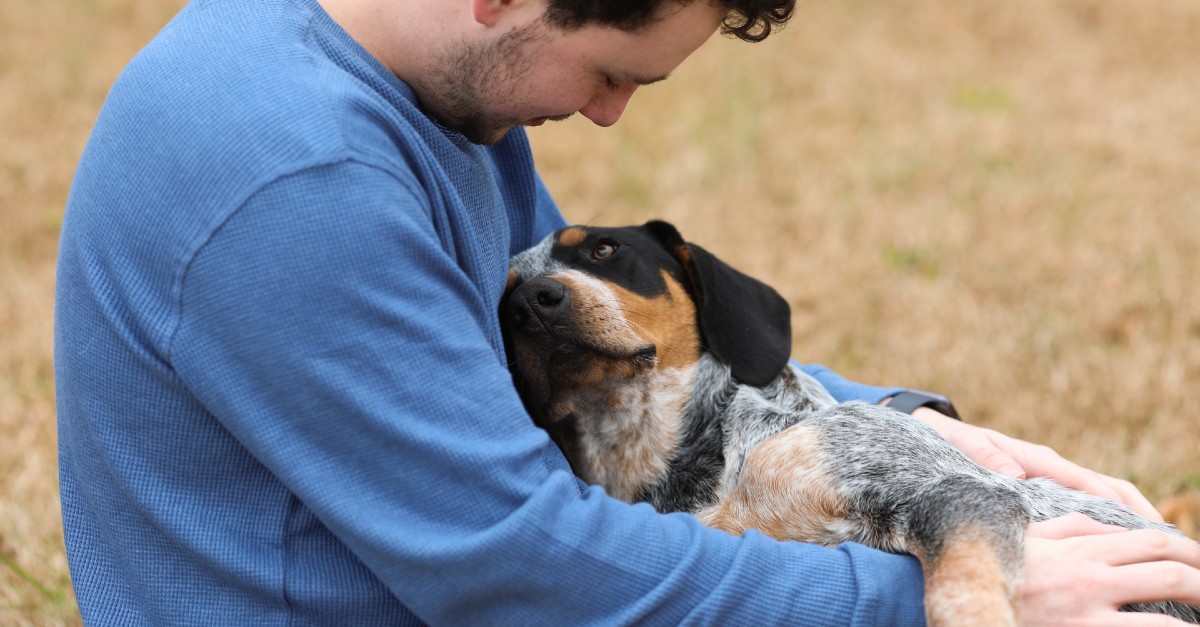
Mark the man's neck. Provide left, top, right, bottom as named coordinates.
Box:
left=317, top=0, right=540, bottom=87
left=318, top=0, right=446, bottom=84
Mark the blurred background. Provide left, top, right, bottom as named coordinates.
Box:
left=3, top=0, right=1198, bottom=623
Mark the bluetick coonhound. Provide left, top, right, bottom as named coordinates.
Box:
left=502, top=221, right=1200, bottom=625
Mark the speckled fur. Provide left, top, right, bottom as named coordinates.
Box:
left=654, top=354, right=1197, bottom=624
left=506, top=226, right=1200, bottom=625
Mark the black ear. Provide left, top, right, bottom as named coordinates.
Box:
left=643, top=220, right=792, bottom=387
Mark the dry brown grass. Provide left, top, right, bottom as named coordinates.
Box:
left=3, top=0, right=1198, bottom=622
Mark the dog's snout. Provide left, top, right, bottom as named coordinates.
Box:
left=510, top=277, right=568, bottom=333
left=532, top=281, right=565, bottom=308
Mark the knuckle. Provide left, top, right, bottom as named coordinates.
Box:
left=978, top=447, right=1005, bottom=462
left=1064, top=511, right=1092, bottom=525
left=1132, top=526, right=1171, bottom=552
left=1053, top=512, right=1088, bottom=528
left=1159, top=562, right=1186, bottom=594
left=1029, top=443, right=1058, bottom=460
left=1142, top=529, right=1172, bottom=553
left=1111, top=478, right=1137, bottom=491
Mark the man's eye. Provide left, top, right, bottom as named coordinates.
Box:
left=592, top=242, right=618, bottom=259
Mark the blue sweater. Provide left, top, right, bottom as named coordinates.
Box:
left=55, top=0, right=925, bottom=624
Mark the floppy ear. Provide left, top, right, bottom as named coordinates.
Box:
left=643, top=220, right=792, bottom=387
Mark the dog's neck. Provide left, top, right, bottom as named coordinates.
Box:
left=547, top=352, right=840, bottom=512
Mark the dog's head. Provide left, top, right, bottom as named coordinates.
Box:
left=503, top=221, right=792, bottom=433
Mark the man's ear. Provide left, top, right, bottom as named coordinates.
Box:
left=644, top=220, right=793, bottom=387
left=471, top=0, right=520, bottom=27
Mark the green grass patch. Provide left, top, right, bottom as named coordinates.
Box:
left=954, top=85, right=1015, bottom=114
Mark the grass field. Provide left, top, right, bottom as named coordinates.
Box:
left=3, top=0, right=1198, bottom=623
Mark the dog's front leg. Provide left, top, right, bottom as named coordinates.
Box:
left=695, top=421, right=1030, bottom=626
left=904, top=474, right=1030, bottom=627
left=695, top=422, right=854, bottom=544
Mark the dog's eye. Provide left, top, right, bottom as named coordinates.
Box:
left=591, top=241, right=619, bottom=260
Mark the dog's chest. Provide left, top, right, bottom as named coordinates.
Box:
left=572, top=365, right=696, bottom=502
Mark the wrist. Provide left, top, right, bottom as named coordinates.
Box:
left=886, top=389, right=961, bottom=420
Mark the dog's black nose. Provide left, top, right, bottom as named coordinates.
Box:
left=510, top=277, right=568, bottom=333
left=531, top=279, right=565, bottom=308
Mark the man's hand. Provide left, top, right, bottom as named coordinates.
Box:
left=1021, top=514, right=1200, bottom=625
left=911, top=406, right=1164, bottom=522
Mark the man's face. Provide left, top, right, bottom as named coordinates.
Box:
left=426, top=1, right=725, bottom=145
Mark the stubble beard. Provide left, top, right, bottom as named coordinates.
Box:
left=426, top=21, right=547, bottom=145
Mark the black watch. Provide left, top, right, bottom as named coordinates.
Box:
left=888, top=390, right=961, bottom=420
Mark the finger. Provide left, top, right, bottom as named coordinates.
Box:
left=1099, top=473, right=1165, bottom=522
left=975, top=448, right=1026, bottom=479
left=969, top=431, right=1027, bottom=479
left=1104, top=561, right=1200, bottom=608
left=1049, top=464, right=1156, bottom=519
left=985, top=431, right=1165, bottom=523
left=1027, top=513, right=1127, bottom=540
left=1004, top=433, right=1165, bottom=521
left=1060, top=469, right=1128, bottom=507
left=1099, top=529, right=1200, bottom=570
left=1011, top=440, right=1127, bottom=503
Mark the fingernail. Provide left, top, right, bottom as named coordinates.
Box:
left=1000, top=465, right=1027, bottom=479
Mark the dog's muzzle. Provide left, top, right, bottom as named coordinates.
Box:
left=508, top=276, right=568, bottom=336
left=506, top=276, right=658, bottom=369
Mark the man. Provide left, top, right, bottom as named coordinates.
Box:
left=55, top=0, right=1200, bottom=624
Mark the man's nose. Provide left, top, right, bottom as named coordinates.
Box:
left=579, top=84, right=638, bottom=127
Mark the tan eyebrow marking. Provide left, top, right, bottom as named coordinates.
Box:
left=557, top=227, right=587, bottom=247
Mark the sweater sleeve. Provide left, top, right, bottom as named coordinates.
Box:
left=797, top=361, right=906, bottom=404
left=172, top=161, right=926, bottom=626
left=531, top=171, right=568, bottom=243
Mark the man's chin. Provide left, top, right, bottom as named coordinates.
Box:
left=469, top=120, right=550, bottom=146
left=442, top=113, right=574, bottom=145
left=427, top=110, right=514, bottom=145
left=472, top=127, right=515, bottom=146
left=455, top=123, right=514, bottom=146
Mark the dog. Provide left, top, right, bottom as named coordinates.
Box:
left=502, top=220, right=1200, bottom=625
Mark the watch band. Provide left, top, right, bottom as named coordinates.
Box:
left=888, top=389, right=961, bottom=420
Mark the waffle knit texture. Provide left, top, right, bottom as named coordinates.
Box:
left=55, top=0, right=924, bottom=623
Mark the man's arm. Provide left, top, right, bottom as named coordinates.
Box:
left=528, top=172, right=569, bottom=245
left=173, top=162, right=927, bottom=625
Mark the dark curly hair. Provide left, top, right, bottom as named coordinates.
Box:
left=543, top=0, right=795, bottom=43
